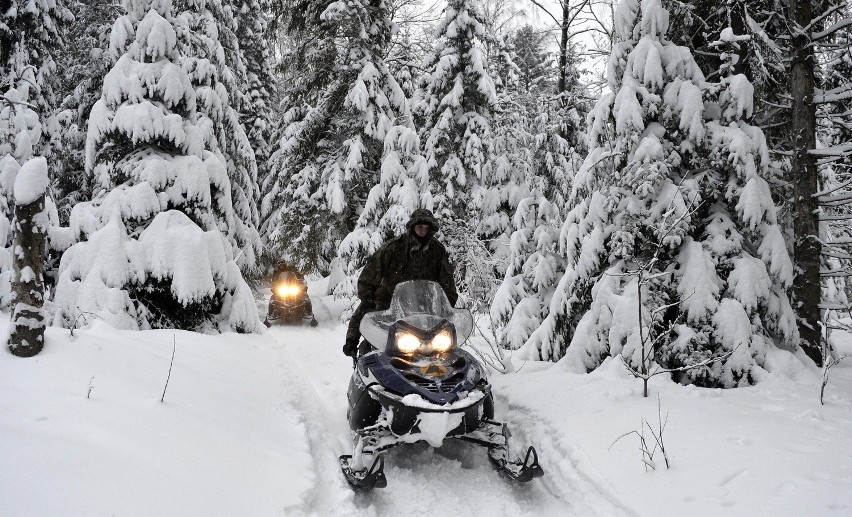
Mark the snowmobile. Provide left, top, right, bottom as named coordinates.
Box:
left=340, top=280, right=544, bottom=490
left=264, top=271, right=318, bottom=327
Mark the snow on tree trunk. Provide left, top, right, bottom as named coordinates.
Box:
left=790, top=0, right=824, bottom=366
left=518, top=0, right=798, bottom=388
left=0, top=70, right=45, bottom=309
left=8, top=157, right=49, bottom=357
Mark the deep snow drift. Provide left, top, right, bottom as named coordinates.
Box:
left=2, top=282, right=852, bottom=516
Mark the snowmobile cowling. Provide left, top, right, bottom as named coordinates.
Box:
left=342, top=280, right=543, bottom=490
left=348, top=348, right=494, bottom=435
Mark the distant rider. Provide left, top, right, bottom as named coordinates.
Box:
left=266, top=260, right=318, bottom=327
left=342, top=208, right=458, bottom=359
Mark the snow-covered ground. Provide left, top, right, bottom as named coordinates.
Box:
left=3, top=282, right=852, bottom=516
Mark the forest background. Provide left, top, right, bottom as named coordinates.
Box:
left=1, top=0, right=851, bottom=389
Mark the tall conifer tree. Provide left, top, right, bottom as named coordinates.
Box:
left=261, top=0, right=405, bottom=274
left=521, top=0, right=797, bottom=388
left=53, top=0, right=260, bottom=332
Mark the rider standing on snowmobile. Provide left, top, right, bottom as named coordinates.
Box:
left=342, top=208, right=458, bottom=359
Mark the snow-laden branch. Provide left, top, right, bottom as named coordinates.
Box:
left=812, top=15, right=852, bottom=42
left=818, top=191, right=852, bottom=205
left=820, top=268, right=852, bottom=277
left=810, top=142, right=852, bottom=157
left=814, top=83, right=852, bottom=104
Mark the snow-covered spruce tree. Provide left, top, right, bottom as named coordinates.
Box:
left=8, top=157, right=49, bottom=358
left=391, top=32, right=418, bottom=102
left=413, top=0, right=499, bottom=302
left=53, top=0, right=116, bottom=222
left=486, top=41, right=527, bottom=272
left=491, top=104, right=578, bottom=349
left=491, top=195, right=563, bottom=350
left=334, top=126, right=431, bottom=298
left=261, top=0, right=405, bottom=274
left=511, top=24, right=555, bottom=105
left=179, top=0, right=262, bottom=276
left=0, top=0, right=72, bottom=158
left=1, top=0, right=70, bottom=292
left=522, top=0, right=797, bottom=388
left=52, top=0, right=260, bottom=333
left=234, top=0, right=276, bottom=202
left=491, top=28, right=583, bottom=349
left=259, top=0, right=338, bottom=271
left=662, top=0, right=790, bottom=149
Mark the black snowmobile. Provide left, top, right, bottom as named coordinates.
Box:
left=340, top=280, right=544, bottom=490
left=264, top=271, right=318, bottom=327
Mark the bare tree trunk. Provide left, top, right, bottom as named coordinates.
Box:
left=789, top=0, right=823, bottom=366
left=729, top=1, right=748, bottom=76
left=557, top=2, right=569, bottom=103
left=8, top=190, right=46, bottom=357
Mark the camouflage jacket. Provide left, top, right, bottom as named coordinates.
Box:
left=357, top=233, right=458, bottom=309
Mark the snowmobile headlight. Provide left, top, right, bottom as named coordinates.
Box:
left=395, top=331, right=422, bottom=354
left=275, top=284, right=301, bottom=297
left=429, top=329, right=454, bottom=353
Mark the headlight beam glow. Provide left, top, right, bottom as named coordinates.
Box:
left=430, top=329, right=454, bottom=353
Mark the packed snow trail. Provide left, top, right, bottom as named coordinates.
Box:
left=266, top=316, right=634, bottom=516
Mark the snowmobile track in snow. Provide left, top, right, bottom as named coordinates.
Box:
left=493, top=391, right=637, bottom=516
left=270, top=323, right=632, bottom=516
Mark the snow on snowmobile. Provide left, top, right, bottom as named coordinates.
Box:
left=264, top=271, right=318, bottom=327
left=340, top=280, right=544, bottom=490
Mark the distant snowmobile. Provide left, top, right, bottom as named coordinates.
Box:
left=264, top=271, right=318, bottom=327
left=340, top=280, right=544, bottom=490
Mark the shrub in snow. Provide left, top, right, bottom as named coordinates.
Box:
left=8, top=157, right=49, bottom=357
left=520, top=0, right=797, bottom=388
left=52, top=0, right=261, bottom=333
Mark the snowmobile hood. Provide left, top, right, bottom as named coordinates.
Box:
left=359, top=347, right=486, bottom=405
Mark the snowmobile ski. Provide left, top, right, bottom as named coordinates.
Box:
left=488, top=445, right=544, bottom=483
left=339, top=455, right=387, bottom=490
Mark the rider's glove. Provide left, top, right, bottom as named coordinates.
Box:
left=343, top=340, right=358, bottom=358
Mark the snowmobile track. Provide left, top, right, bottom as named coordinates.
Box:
left=493, top=392, right=637, bottom=516
left=271, top=323, right=628, bottom=516
left=271, top=326, right=356, bottom=516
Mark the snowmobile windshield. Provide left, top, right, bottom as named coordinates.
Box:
left=360, top=280, right=473, bottom=351
left=276, top=271, right=297, bottom=283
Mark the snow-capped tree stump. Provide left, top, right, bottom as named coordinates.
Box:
left=8, top=157, right=49, bottom=358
